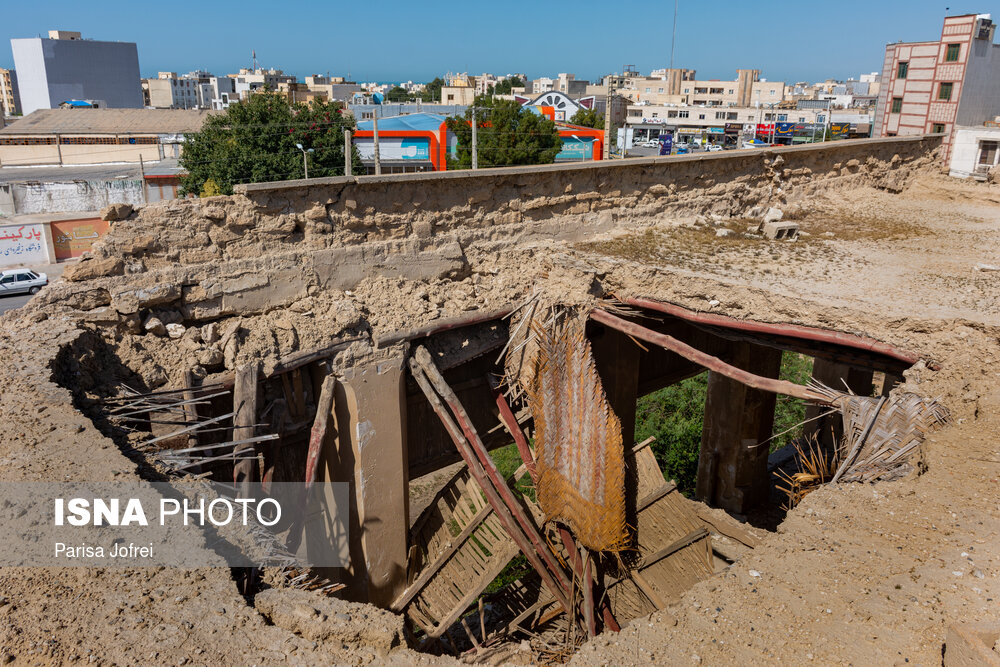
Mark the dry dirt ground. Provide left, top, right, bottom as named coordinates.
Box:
left=0, top=166, right=998, bottom=665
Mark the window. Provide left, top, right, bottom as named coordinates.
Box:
left=728, top=89, right=734, bottom=94
left=891, top=97, right=903, bottom=113
left=938, top=82, right=953, bottom=101
left=683, top=88, right=690, bottom=93
left=764, top=113, right=774, bottom=121
left=933, top=123, right=946, bottom=134
left=979, top=140, right=998, bottom=164
left=657, top=87, right=664, bottom=93
left=777, top=114, right=787, bottom=121
left=0, top=275, right=13, bottom=285
left=698, top=113, right=705, bottom=119
left=645, top=87, right=651, bottom=93
left=897, top=61, right=909, bottom=79
left=16, top=273, right=32, bottom=282
left=716, top=111, right=726, bottom=119
left=678, top=110, right=689, bottom=118
left=945, top=43, right=960, bottom=62
left=817, top=115, right=825, bottom=123
left=667, top=110, right=678, bottom=118
left=727, top=112, right=737, bottom=120
left=769, top=89, right=776, bottom=95
left=798, top=116, right=806, bottom=122
left=651, top=112, right=658, bottom=118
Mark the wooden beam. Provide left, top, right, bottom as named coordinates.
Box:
left=233, top=363, right=260, bottom=496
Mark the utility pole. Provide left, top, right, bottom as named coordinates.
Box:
left=670, top=0, right=678, bottom=72
left=471, top=106, right=478, bottom=169
left=344, top=129, right=352, bottom=176
left=603, top=74, right=613, bottom=160
left=373, top=105, right=382, bottom=176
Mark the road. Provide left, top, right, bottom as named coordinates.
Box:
left=0, top=293, right=32, bottom=316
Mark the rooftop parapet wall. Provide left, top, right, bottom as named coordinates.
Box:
left=35, top=136, right=942, bottom=336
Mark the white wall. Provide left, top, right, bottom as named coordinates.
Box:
left=949, top=126, right=1000, bottom=178
left=10, top=179, right=144, bottom=215
left=0, top=222, right=48, bottom=266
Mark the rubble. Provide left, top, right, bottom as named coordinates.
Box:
left=0, top=135, right=996, bottom=665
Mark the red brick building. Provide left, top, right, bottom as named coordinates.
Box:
left=874, top=14, right=1000, bottom=162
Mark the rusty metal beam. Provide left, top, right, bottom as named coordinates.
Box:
left=591, top=309, right=831, bottom=404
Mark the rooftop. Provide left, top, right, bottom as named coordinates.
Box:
left=356, top=112, right=448, bottom=133
left=0, top=109, right=218, bottom=136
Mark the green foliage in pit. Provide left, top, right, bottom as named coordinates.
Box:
left=636, top=352, right=813, bottom=496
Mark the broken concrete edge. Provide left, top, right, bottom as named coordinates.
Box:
left=233, top=134, right=939, bottom=194
left=943, top=621, right=1000, bottom=666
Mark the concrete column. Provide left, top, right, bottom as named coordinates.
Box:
left=319, top=355, right=409, bottom=607
left=696, top=343, right=782, bottom=514
left=804, top=359, right=874, bottom=450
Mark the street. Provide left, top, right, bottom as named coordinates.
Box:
left=0, top=293, right=32, bottom=316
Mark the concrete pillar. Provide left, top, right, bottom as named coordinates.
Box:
left=696, top=343, right=782, bottom=514
left=804, top=359, right=874, bottom=450
left=318, top=355, right=409, bottom=607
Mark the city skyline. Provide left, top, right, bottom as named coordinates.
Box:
left=1, top=0, right=994, bottom=84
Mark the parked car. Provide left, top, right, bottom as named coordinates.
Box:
left=0, top=269, right=48, bottom=296
left=706, top=144, right=723, bottom=152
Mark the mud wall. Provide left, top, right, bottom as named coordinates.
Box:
left=36, top=135, right=942, bottom=332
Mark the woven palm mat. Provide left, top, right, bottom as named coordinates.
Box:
left=813, top=384, right=950, bottom=483
left=525, top=317, right=627, bottom=552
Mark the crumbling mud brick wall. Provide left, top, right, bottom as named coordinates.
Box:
left=21, top=135, right=942, bottom=387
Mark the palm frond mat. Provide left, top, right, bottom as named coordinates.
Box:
left=811, top=383, right=950, bottom=483
left=526, top=318, right=627, bottom=552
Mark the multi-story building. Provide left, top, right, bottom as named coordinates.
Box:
left=874, top=13, right=1000, bottom=161
left=229, top=68, right=296, bottom=100
left=144, top=72, right=201, bottom=109
left=0, top=69, right=20, bottom=116
left=626, top=103, right=832, bottom=147
left=440, top=73, right=476, bottom=105
left=616, top=69, right=784, bottom=108
left=11, top=30, right=142, bottom=115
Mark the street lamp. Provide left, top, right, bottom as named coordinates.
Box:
left=571, top=135, right=593, bottom=163
left=295, top=143, right=315, bottom=179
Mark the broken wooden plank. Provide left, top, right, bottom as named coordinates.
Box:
left=233, top=363, right=260, bottom=494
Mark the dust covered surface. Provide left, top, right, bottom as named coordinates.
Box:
left=0, top=137, right=998, bottom=664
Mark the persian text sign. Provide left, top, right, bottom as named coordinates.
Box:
left=51, top=218, right=108, bottom=260
left=0, top=224, right=47, bottom=265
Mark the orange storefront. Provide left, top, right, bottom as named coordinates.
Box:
left=50, top=217, right=109, bottom=260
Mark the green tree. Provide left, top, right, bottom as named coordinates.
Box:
left=445, top=95, right=562, bottom=169
left=420, top=77, right=445, bottom=103
left=386, top=85, right=411, bottom=102
left=635, top=352, right=813, bottom=496
left=179, top=92, right=362, bottom=195
left=569, top=108, right=604, bottom=128
left=493, top=76, right=524, bottom=95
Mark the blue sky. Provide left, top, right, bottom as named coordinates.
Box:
left=1, top=1, right=996, bottom=83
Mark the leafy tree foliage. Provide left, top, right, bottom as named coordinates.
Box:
left=445, top=95, right=562, bottom=169
left=179, top=92, right=362, bottom=195
left=420, top=77, right=445, bottom=103
left=493, top=76, right=524, bottom=95
left=635, top=352, right=813, bottom=496
left=386, top=86, right=411, bottom=102
left=569, top=108, right=605, bottom=129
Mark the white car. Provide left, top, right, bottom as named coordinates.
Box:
left=0, top=269, right=48, bottom=295
left=706, top=144, right=723, bottom=152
